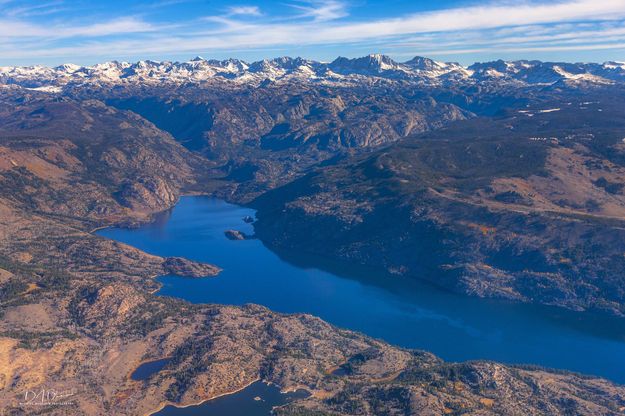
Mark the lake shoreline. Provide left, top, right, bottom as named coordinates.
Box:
left=99, top=196, right=625, bottom=385
left=146, top=378, right=261, bottom=416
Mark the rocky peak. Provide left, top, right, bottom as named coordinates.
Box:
left=330, top=54, right=400, bottom=74
left=404, top=56, right=441, bottom=71
left=1, top=55, right=624, bottom=89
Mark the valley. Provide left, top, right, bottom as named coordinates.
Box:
left=100, top=196, right=625, bottom=383
left=252, top=97, right=625, bottom=316
left=1, top=55, right=625, bottom=415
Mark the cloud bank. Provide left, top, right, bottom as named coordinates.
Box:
left=0, top=0, right=624, bottom=65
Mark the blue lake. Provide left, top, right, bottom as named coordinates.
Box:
left=155, top=381, right=308, bottom=416
left=98, top=196, right=625, bottom=384
left=131, top=358, right=171, bottom=381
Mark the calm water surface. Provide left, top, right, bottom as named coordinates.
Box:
left=98, top=196, right=625, bottom=384
left=131, top=358, right=171, bottom=381
left=155, top=381, right=308, bottom=416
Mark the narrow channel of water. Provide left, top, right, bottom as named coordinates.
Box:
left=98, top=196, right=625, bottom=384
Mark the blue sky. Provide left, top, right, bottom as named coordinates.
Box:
left=1, top=0, right=625, bottom=66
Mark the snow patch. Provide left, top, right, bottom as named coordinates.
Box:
left=25, top=85, right=62, bottom=93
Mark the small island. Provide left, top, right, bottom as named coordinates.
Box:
left=224, top=229, right=250, bottom=240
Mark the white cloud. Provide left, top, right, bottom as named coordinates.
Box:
left=2, top=1, right=65, bottom=18
left=0, top=16, right=156, bottom=38
left=2, top=0, right=625, bottom=64
left=61, top=17, right=156, bottom=37
left=227, top=6, right=262, bottom=16
left=288, top=0, right=347, bottom=22
left=307, top=0, right=625, bottom=41
left=167, top=0, right=625, bottom=48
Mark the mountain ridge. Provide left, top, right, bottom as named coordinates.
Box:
left=2, top=52, right=625, bottom=414
left=2, top=54, right=625, bottom=89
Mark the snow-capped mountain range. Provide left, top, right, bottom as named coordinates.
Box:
left=1, top=54, right=624, bottom=90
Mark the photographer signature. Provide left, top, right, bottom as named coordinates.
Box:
left=19, top=387, right=77, bottom=406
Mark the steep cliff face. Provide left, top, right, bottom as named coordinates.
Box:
left=103, top=84, right=472, bottom=199
left=107, top=86, right=471, bottom=153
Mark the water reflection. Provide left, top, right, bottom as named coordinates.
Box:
left=98, top=196, right=625, bottom=384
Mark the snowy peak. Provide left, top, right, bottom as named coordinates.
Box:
left=1, top=55, right=624, bottom=91
left=329, top=54, right=402, bottom=75
left=468, top=60, right=625, bottom=84
left=328, top=54, right=470, bottom=79
left=404, top=56, right=444, bottom=71
left=54, top=63, right=81, bottom=73
left=403, top=56, right=470, bottom=79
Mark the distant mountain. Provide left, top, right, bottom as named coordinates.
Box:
left=2, top=54, right=613, bottom=199
left=468, top=59, right=624, bottom=84
left=329, top=54, right=404, bottom=75
left=2, top=55, right=624, bottom=89
left=2, top=53, right=625, bottom=416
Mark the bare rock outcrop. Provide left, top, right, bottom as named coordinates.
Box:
left=162, top=257, right=221, bottom=278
